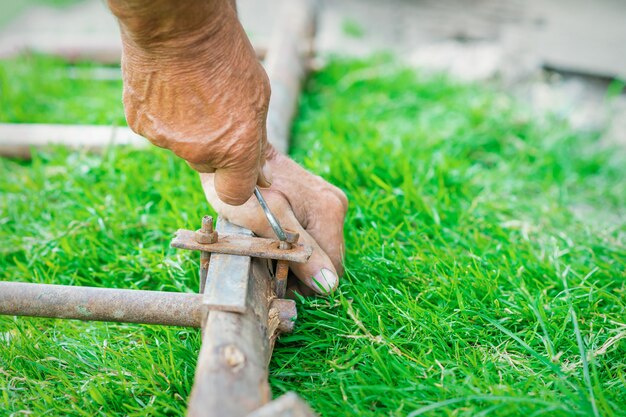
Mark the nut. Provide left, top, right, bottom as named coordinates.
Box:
left=195, top=230, right=218, bottom=244
left=194, top=215, right=218, bottom=244
left=284, top=230, right=299, bottom=244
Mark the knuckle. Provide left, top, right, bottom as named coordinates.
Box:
left=320, top=184, right=348, bottom=216
left=322, top=192, right=348, bottom=219
left=334, top=187, right=349, bottom=214
left=221, top=137, right=260, bottom=170
left=243, top=63, right=271, bottom=116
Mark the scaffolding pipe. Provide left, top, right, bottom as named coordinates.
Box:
left=0, top=282, right=205, bottom=327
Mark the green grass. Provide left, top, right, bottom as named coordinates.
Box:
left=1, top=55, right=625, bottom=416
left=0, top=55, right=125, bottom=125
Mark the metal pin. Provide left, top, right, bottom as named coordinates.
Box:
left=254, top=186, right=287, bottom=241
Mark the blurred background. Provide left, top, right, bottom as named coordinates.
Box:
left=0, top=0, right=624, bottom=145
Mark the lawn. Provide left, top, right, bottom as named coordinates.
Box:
left=1, top=54, right=625, bottom=416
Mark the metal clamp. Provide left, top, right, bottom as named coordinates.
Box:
left=171, top=216, right=310, bottom=299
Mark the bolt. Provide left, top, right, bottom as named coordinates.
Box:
left=285, top=230, right=299, bottom=244
left=275, top=260, right=289, bottom=298
left=277, top=230, right=299, bottom=250
left=275, top=229, right=299, bottom=298
left=201, top=215, right=213, bottom=233
left=195, top=215, right=218, bottom=244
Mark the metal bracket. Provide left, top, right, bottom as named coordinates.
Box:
left=170, top=228, right=311, bottom=263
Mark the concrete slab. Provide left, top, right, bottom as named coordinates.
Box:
left=530, top=0, right=626, bottom=80
left=316, top=0, right=526, bottom=56
left=0, top=0, right=122, bottom=62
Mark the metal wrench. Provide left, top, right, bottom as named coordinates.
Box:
left=253, top=186, right=287, bottom=242
left=254, top=187, right=300, bottom=298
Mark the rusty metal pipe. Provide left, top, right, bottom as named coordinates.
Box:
left=0, top=282, right=206, bottom=327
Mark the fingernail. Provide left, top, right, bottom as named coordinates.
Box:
left=312, top=268, right=338, bottom=293
left=260, top=162, right=273, bottom=187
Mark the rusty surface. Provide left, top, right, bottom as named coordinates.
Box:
left=171, top=229, right=312, bottom=263
left=283, top=231, right=299, bottom=245
left=0, top=281, right=206, bottom=327
left=201, top=215, right=214, bottom=233
left=275, top=261, right=289, bottom=298
left=199, top=251, right=210, bottom=293
left=274, top=230, right=298, bottom=298
left=197, top=216, right=214, bottom=293
left=195, top=215, right=218, bottom=244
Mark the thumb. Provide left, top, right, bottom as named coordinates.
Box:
left=213, top=157, right=259, bottom=206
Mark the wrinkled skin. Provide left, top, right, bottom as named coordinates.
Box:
left=108, top=0, right=271, bottom=205
left=108, top=0, right=347, bottom=293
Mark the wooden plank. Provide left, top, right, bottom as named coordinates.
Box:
left=263, top=0, right=316, bottom=153
left=187, top=220, right=280, bottom=417
left=201, top=219, right=254, bottom=314
left=171, top=229, right=312, bottom=263
left=0, top=123, right=146, bottom=158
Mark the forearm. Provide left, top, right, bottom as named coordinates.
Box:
left=107, top=0, right=232, bottom=53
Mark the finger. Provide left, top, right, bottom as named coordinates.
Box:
left=200, top=177, right=341, bottom=294
left=288, top=224, right=339, bottom=294
left=299, top=197, right=346, bottom=275
left=270, top=155, right=347, bottom=273
left=286, top=275, right=316, bottom=298
left=187, top=161, right=215, bottom=173
left=287, top=189, right=347, bottom=275
left=213, top=155, right=260, bottom=206
left=220, top=192, right=339, bottom=294
left=261, top=207, right=339, bottom=294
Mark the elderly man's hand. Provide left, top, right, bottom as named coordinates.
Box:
left=108, top=0, right=348, bottom=292
left=201, top=146, right=348, bottom=294
left=109, top=0, right=271, bottom=205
